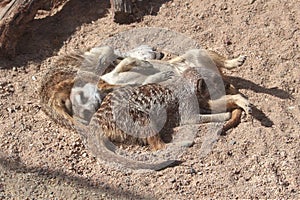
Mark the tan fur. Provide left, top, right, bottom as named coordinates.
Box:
left=40, top=67, right=77, bottom=130
left=40, top=47, right=250, bottom=170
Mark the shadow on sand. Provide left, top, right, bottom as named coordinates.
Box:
left=0, top=154, right=151, bottom=199
left=228, top=76, right=293, bottom=128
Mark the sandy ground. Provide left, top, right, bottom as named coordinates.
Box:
left=0, top=0, right=299, bottom=199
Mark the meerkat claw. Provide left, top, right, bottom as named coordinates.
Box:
left=233, top=94, right=252, bottom=115
left=224, top=55, right=247, bottom=69
left=236, top=55, right=247, bottom=66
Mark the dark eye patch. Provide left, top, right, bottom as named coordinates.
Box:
left=82, top=109, right=93, bottom=122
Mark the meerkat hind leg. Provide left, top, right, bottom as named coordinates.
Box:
left=171, top=112, right=231, bottom=148
left=182, top=113, right=232, bottom=125
left=195, top=112, right=231, bottom=123
left=208, top=94, right=252, bottom=115
left=207, top=50, right=247, bottom=69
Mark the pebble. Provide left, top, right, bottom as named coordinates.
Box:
left=230, top=140, right=237, bottom=145
left=101, top=193, right=107, bottom=198
left=32, top=76, right=37, bottom=81
left=7, top=108, right=15, bottom=113
left=189, top=167, right=196, bottom=175
left=169, top=178, right=176, bottom=183
left=197, top=171, right=203, bottom=175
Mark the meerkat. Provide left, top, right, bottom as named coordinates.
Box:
left=40, top=46, right=250, bottom=170
left=91, top=45, right=246, bottom=86
left=71, top=46, right=247, bottom=130
left=83, top=64, right=251, bottom=170
left=98, top=53, right=250, bottom=151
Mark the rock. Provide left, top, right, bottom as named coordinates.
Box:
left=230, top=140, right=237, bottom=145
left=169, top=178, right=176, bottom=183
left=188, top=167, right=196, bottom=175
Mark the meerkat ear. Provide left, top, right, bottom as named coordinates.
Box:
left=64, top=99, right=73, bottom=116
left=197, top=79, right=207, bottom=96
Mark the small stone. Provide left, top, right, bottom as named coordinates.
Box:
left=230, top=140, right=237, bottom=145
left=289, top=87, right=295, bottom=92
left=197, top=171, right=203, bottom=175
left=178, top=140, right=194, bottom=147
left=280, top=151, right=287, bottom=158
left=32, top=76, right=37, bottom=81
left=7, top=108, right=14, bottom=113
left=101, top=193, right=107, bottom=198
left=225, top=39, right=232, bottom=45
left=189, top=167, right=196, bottom=174
left=169, top=178, right=176, bottom=183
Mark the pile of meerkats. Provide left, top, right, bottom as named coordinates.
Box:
left=40, top=45, right=251, bottom=170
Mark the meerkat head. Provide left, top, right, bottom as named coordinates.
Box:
left=181, top=67, right=209, bottom=99
left=70, top=83, right=103, bottom=125
left=181, top=66, right=226, bottom=104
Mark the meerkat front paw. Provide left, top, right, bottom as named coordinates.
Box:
left=161, top=71, right=175, bottom=80
left=143, top=71, right=175, bottom=84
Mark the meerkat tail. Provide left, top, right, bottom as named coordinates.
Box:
left=85, top=129, right=178, bottom=171
left=222, top=108, right=243, bottom=133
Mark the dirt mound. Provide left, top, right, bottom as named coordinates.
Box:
left=0, top=0, right=299, bottom=199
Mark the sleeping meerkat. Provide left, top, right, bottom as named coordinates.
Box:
left=40, top=46, right=250, bottom=170
left=70, top=46, right=247, bottom=130
left=83, top=61, right=251, bottom=170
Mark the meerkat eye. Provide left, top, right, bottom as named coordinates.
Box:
left=82, top=109, right=93, bottom=121
left=158, top=52, right=164, bottom=60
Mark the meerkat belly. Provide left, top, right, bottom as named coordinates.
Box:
left=101, top=73, right=148, bottom=85
left=100, top=67, right=161, bottom=85
left=90, top=84, right=180, bottom=146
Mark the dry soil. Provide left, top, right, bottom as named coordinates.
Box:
left=0, top=0, right=299, bottom=199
